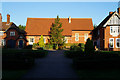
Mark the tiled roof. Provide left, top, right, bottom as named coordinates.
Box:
left=97, top=12, right=115, bottom=28
left=25, top=18, right=93, bottom=36
left=0, top=22, right=13, bottom=31
left=0, top=22, right=26, bottom=34
left=6, top=23, right=26, bottom=34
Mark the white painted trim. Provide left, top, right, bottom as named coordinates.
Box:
left=103, top=11, right=120, bottom=27
left=75, top=33, right=79, bottom=41
left=84, top=33, right=88, bottom=42
left=72, top=35, right=91, bottom=37
left=2, top=39, right=6, bottom=46
left=43, top=38, right=46, bottom=43
left=29, top=37, right=35, bottom=45
left=10, top=31, right=15, bottom=36
left=109, top=38, right=114, bottom=48
left=116, top=38, right=120, bottom=48
left=110, top=26, right=119, bottom=37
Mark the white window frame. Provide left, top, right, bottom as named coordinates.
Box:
left=29, top=38, right=35, bottom=45
left=84, top=33, right=88, bottom=42
left=65, top=38, right=68, bottom=43
left=10, top=31, right=15, bottom=36
left=43, top=38, right=46, bottom=43
left=116, top=38, right=120, bottom=48
left=30, top=38, right=34, bottom=43
left=2, top=39, right=6, bottom=46
left=75, top=33, right=79, bottom=41
left=0, top=31, right=4, bottom=36
left=109, top=38, right=114, bottom=48
left=110, top=26, right=119, bottom=35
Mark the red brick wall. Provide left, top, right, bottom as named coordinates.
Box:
left=26, top=31, right=92, bottom=45
left=71, top=31, right=92, bottom=44
left=16, top=39, right=26, bottom=48
left=6, top=29, right=19, bottom=40
left=104, top=26, right=120, bottom=51
left=99, top=28, right=105, bottom=50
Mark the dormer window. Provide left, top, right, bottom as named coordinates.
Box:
left=10, top=31, right=15, bottom=36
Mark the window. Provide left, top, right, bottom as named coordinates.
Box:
left=116, top=38, right=120, bottom=48
left=65, top=38, right=68, bottom=43
left=0, top=31, right=4, bottom=36
left=84, top=33, right=88, bottom=41
left=110, top=26, right=119, bottom=34
left=43, top=38, right=46, bottom=43
left=75, top=33, right=79, bottom=41
left=10, top=32, right=15, bottom=36
left=2, top=39, right=5, bottom=46
left=98, top=30, right=100, bottom=35
left=109, top=38, right=114, bottom=48
left=30, top=38, right=34, bottom=43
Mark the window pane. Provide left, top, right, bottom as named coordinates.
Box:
left=116, top=38, right=120, bottom=48
left=109, top=38, right=114, bottom=48
left=75, top=33, right=79, bottom=41
left=30, top=38, right=34, bottom=42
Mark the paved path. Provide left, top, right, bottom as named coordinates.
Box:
left=21, top=50, right=79, bottom=80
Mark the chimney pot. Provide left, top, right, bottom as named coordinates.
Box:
left=7, top=14, right=10, bottom=24
left=109, top=12, right=113, bottom=15
left=117, top=8, right=120, bottom=15
left=69, top=16, right=71, bottom=23
left=0, top=13, right=2, bottom=28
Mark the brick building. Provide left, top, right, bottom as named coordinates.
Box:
left=0, top=14, right=27, bottom=48
left=92, top=8, right=120, bottom=51
left=25, top=17, right=93, bottom=45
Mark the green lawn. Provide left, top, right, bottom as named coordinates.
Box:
left=76, top=69, right=120, bottom=80
left=2, top=70, right=28, bottom=80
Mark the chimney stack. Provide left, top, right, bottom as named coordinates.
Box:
left=117, top=8, right=120, bottom=15
left=109, top=12, right=113, bottom=15
left=0, top=13, right=2, bottom=28
left=69, top=16, right=71, bottom=23
left=7, top=14, right=10, bottom=24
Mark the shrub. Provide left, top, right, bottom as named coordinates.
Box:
left=32, top=43, right=38, bottom=48
left=78, top=43, right=85, bottom=51
left=39, top=35, right=45, bottom=48
left=45, top=43, right=53, bottom=49
left=37, top=47, right=44, bottom=50
left=85, top=38, right=94, bottom=54
left=64, top=50, right=84, bottom=58
left=70, top=44, right=79, bottom=50
left=2, top=49, right=48, bottom=70
left=24, top=45, right=32, bottom=49
left=2, top=49, right=35, bottom=69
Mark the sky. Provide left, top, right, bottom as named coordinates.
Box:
left=1, top=2, right=118, bottom=26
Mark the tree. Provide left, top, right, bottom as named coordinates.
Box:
left=18, top=24, right=26, bottom=30
left=93, top=24, right=97, bottom=29
left=49, top=15, right=65, bottom=49
left=85, top=38, right=95, bottom=54
left=39, top=35, right=45, bottom=48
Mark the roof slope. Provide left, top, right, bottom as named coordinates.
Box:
left=0, top=22, right=26, bottom=34
left=97, top=12, right=115, bottom=28
left=0, top=22, right=13, bottom=31
left=25, top=18, right=93, bottom=36
left=7, top=23, right=26, bottom=34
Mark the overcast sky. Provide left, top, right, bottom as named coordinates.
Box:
left=1, top=2, right=118, bottom=26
